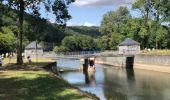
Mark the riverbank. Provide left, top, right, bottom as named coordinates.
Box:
left=0, top=58, right=99, bottom=100
left=95, top=54, right=170, bottom=73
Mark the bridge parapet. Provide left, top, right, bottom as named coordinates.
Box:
left=56, top=51, right=100, bottom=58
left=55, top=51, right=135, bottom=59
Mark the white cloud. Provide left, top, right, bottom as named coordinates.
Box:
left=67, top=22, right=97, bottom=27
left=49, top=19, right=55, bottom=23
left=73, top=0, right=136, bottom=7
left=83, top=22, right=97, bottom=27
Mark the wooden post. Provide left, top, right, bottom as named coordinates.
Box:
left=83, top=58, right=89, bottom=72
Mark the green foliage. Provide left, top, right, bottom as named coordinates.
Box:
left=132, top=0, right=170, bottom=49
left=100, top=4, right=170, bottom=50
left=54, top=34, right=97, bottom=52
left=0, top=27, right=16, bottom=54
left=100, top=6, right=131, bottom=35
left=53, top=46, right=69, bottom=53
left=1, top=0, right=74, bottom=64
left=97, top=36, right=110, bottom=50
left=65, top=26, right=101, bottom=37
left=99, top=7, right=131, bottom=50
left=109, top=33, right=124, bottom=50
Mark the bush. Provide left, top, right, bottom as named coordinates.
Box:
left=53, top=46, right=68, bottom=53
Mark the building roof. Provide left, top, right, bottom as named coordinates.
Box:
left=119, top=38, right=140, bottom=46
left=25, top=41, right=42, bottom=49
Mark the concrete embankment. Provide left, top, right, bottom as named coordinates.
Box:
left=95, top=56, right=126, bottom=67
left=134, top=54, right=170, bottom=73
left=95, top=54, right=170, bottom=73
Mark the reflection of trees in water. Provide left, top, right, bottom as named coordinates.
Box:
left=133, top=70, right=170, bottom=100
left=103, top=68, right=170, bottom=100
left=83, top=71, right=96, bottom=86
left=103, top=85, right=128, bottom=100
left=103, top=68, right=136, bottom=100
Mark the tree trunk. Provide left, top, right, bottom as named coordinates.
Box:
left=17, top=0, right=24, bottom=64
left=0, top=0, right=3, bottom=28
left=155, top=3, right=160, bottom=49
left=143, top=0, right=150, bottom=48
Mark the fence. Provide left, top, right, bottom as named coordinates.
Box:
left=56, top=51, right=101, bottom=57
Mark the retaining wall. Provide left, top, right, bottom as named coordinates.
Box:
left=134, top=54, right=170, bottom=66
left=95, top=56, right=126, bottom=67
left=95, top=54, right=170, bottom=73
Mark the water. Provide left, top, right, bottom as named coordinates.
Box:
left=58, top=59, right=170, bottom=100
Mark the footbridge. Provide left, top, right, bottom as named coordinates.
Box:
left=54, top=51, right=134, bottom=59
left=51, top=51, right=135, bottom=71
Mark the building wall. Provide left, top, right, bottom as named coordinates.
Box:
left=25, top=49, right=43, bottom=58
left=119, top=45, right=140, bottom=54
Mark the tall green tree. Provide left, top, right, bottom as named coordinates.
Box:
left=132, top=0, right=152, bottom=48
left=99, top=7, right=131, bottom=50
left=133, top=0, right=170, bottom=48
left=150, top=0, right=170, bottom=22
left=2, top=0, right=74, bottom=64
left=100, top=6, right=131, bottom=35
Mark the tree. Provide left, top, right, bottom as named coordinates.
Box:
left=132, top=0, right=153, bottom=48
left=58, top=34, right=97, bottom=52
left=100, top=6, right=131, bottom=35
left=0, top=27, right=16, bottom=54
left=2, top=0, right=74, bottom=64
left=99, top=7, right=131, bottom=50
left=132, top=0, right=170, bottom=48
left=149, top=0, right=170, bottom=22
left=0, top=1, right=3, bottom=29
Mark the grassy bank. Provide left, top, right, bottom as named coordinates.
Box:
left=142, top=50, right=170, bottom=55
left=3, top=57, right=53, bottom=66
left=0, top=58, right=98, bottom=100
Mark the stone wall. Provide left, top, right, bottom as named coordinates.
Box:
left=134, top=54, right=170, bottom=66
left=95, top=54, right=170, bottom=73
left=95, top=56, right=127, bottom=67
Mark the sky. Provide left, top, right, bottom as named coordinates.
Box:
left=66, top=0, right=137, bottom=26
left=2, top=0, right=139, bottom=27
left=42, top=0, right=138, bottom=27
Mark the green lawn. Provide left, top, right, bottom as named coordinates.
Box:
left=3, top=57, right=53, bottom=65
left=0, top=58, right=97, bottom=100
left=142, top=50, right=170, bottom=55
left=0, top=70, right=93, bottom=100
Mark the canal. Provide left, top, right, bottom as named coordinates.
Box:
left=57, top=59, right=170, bottom=100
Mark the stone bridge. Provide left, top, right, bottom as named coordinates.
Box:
left=51, top=51, right=135, bottom=71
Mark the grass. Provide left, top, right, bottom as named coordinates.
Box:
left=0, top=70, right=92, bottom=100
left=141, top=50, right=170, bottom=55
left=0, top=57, right=97, bottom=100
left=3, top=57, right=53, bottom=65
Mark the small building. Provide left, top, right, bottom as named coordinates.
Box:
left=119, top=38, right=140, bottom=54
left=25, top=41, right=43, bottom=58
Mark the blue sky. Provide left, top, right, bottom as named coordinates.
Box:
left=66, top=0, right=137, bottom=26
left=2, top=0, right=139, bottom=26
left=41, top=0, right=138, bottom=26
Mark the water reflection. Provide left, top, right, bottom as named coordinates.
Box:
left=126, top=69, right=136, bottom=88
left=103, top=69, right=136, bottom=100
left=83, top=71, right=96, bottom=86
left=61, top=62, right=170, bottom=100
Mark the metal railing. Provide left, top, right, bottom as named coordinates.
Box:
left=56, top=51, right=101, bottom=57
